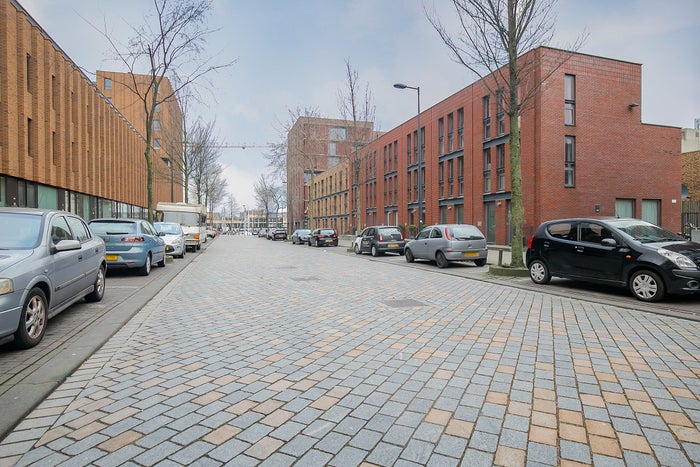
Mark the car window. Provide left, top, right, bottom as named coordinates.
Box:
left=89, top=221, right=136, bottom=235
left=51, top=216, right=73, bottom=244
left=0, top=212, right=42, bottom=248
left=141, top=221, right=156, bottom=236
left=449, top=225, right=484, bottom=240
left=578, top=222, right=608, bottom=244
left=65, top=216, right=91, bottom=242
left=416, top=228, right=431, bottom=240
left=320, top=229, right=336, bottom=235
left=430, top=228, right=443, bottom=239
left=546, top=222, right=575, bottom=241
left=379, top=227, right=402, bottom=236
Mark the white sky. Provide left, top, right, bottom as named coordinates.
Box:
left=19, top=0, right=700, bottom=210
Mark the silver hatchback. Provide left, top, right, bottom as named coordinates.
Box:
left=404, top=224, right=488, bottom=268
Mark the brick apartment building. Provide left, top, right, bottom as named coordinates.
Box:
left=299, top=47, right=681, bottom=244
left=286, top=117, right=376, bottom=233
left=0, top=0, right=179, bottom=218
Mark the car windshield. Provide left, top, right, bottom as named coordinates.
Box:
left=379, top=227, right=402, bottom=236
left=155, top=223, right=181, bottom=235
left=297, top=230, right=310, bottom=235
left=607, top=219, right=682, bottom=243
left=0, top=212, right=42, bottom=249
left=89, top=221, right=136, bottom=235
left=449, top=225, right=484, bottom=240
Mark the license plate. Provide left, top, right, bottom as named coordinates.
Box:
left=106, top=254, right=118, bottom=261
left=463, top=251, right=478, bottom=257
left=324, top=238, right=334, bottom=243
left=388, top=243, right=399, bottom=248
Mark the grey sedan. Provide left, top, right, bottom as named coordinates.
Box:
left=404, top=224, right=488, bottom=268
left=0, top=208, right=106, bottom=349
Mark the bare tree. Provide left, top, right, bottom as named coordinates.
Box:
left=101, top=0, right=235, bottom=221
left=253, top=173, right=281, bottom=229
left=427, top=0, right=584, bottom=267
left=337, top=60, right=376, bottom=233
left=188, top=119, right=223, bottom=206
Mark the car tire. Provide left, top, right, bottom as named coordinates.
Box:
left=354, top=244, right=361, bottom=255
left=436, top=251, right=449, bottom=268
left=474, top=258, right=487, bottom=267
left=315, top=238, right=320, bottom=247
left=157, top=254, right=166, bottom=268
left=85, top=265, right=106, bottom=303
left=405, top=248, right=415, bottom=263
left=371, top=245, right=380, bottom=257
left=139, top=254, right=152, bottom=276
left=629, top=270, right=665, bottom=302
left=529, top=260, right=551, bottom=284
left=14, top=287, right=47, bottom=349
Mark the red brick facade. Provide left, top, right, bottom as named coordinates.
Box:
left=306, top=48, right=681, bottom=243
left=0, top=0, right=178, bottom=218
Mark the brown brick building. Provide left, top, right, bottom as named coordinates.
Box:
left=0, top=0, right=178, bottom=219
left=304, top=47, right=681, bottom=244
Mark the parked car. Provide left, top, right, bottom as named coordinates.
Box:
left=258, top=228, right=268, bottom=238
left=154, top=222, right=186, bottom=258
left=526, top=217, right=700, bottom=302
left=270, top=228, right=287, bottom=241
left=404, top=224, right=488, bottom=268
left=291, top=229, right=311, bottom=245
left=355, top=226, right=405, bottom=256
left=308, top=228, right=339, bottom=247
left=88, top=218, right=166, bottom=276
left=0, top=208, right=106, bottom=349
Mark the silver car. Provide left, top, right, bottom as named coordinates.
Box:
left=0, top=208, right=106, bottom=349
left=154, top=222, right=186, bottom=258
left=404, top=224, right=488, bottom=268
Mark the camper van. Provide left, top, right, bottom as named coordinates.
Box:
left=155, top=202, right=207, bottom=252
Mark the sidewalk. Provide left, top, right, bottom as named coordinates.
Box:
left=1, top=236, right=699, bottom=466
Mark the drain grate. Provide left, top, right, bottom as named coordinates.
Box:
left=382, top=299, right=425, bottom=308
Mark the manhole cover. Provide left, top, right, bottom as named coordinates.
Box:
left=382, top=299, right=425, bottom=308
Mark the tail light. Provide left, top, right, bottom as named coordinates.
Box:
left=527, top=235, right=534, bottom=249
left=122, top=236, right=145, bottom=242
left=445, top=227, right=452, bottom=241
left=378, top=233, right=384, bottom=241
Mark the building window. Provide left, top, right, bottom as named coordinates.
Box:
left=458, top=157, right=464, bottom=195
left=328, top=156, right=341, bottom=167
left=447, top=113, right=454, bottom=152
left=154, top=138, right=161, bottom=149
left=641, top=199, right=661, bottom=225
left=483, top=96, right=491, bottom=140
left=329, top=127, right=346, bottom=140
left=104, top=77, right=112, bottom=90
left=565, top=136, right=575, bottom=187
left=27, top=118, right=33, bottom=156
left=496, top=90, right=505, bottom=136
left=483, top=148, right=491, bottom=193
left=26, top=53, right=31, bottom=92
left=448, top=158, right=454, bottom=197
left=457, top=108, right=464, bottom=149
left=439, top=161, right=444, bottom=198
left=438, top=118, right=444, bottom=155
left=329, top=141, right=337, bottom=156
left=565, top=74, right=576, bottom=125
left=153, top=120, right=161, bottom=131
left=497, top=144, right=505, bottom=191
left=615, top=199, right=635, bottom=218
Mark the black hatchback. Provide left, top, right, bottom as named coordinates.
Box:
left=526, top=217, right=700, bottom=302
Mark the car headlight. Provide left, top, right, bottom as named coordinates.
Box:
left=658, top=248, right=697, bottom=270
left=0, top=278, right=14, bottom=295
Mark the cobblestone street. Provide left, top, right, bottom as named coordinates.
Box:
left=1, top=236, right=699, bottom=466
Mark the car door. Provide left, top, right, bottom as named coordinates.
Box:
left=541, top=220, right=579, bottom=275
left=361, top=228, right=374, bottom=253
left=426, top=226, right=445, bottom=259
left=65, top=215, right=103, bottom=293
left=568, top=221, right=626, bottom=282
left=48, top=214, right=85, bottom=310
left=410, top=227, right=433, bottom=259
left=142, top=221, right=165, bottom=263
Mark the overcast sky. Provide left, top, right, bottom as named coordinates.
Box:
left=19, top=0, right=700, bottom=210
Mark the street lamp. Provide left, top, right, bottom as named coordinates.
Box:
left=242, top=204, right=246, bottom=234
left=394, top=83, right=423, bottom=228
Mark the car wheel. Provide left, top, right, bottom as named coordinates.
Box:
left=85, top=265, right=106, bottom=302
left=371, top=245, right=380, bottom=257
left=14, top=287, right=47, bottom=349
left=308, top=239, right=312, bottom=246
left=436, top=251, right=449, bottom=268
left=354, top=244, right=361, bottom=255
left=157, top=253, right=166, bottom=268
left=474, top=258, right=487, bottom=267
left=529, top=260, right=551, bottom=284
left=629, top=270, right=665, bottom=302
left=405, top=248, right=415, bottom=263
left=139, top=254, right=152, bottom=276
left=180, top=248, right=186, bottom=259
left=315, top=238, right=320, bottom=247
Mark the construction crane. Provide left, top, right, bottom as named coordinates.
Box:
left=181, top=142, right=276, bottom=150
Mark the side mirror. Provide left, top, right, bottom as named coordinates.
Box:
left=601, top=238, right=617, bottom=247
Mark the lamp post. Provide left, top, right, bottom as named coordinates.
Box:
left=394, top=83, right=423, bottom=228
left=242, top=204, right=246, bottom=234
